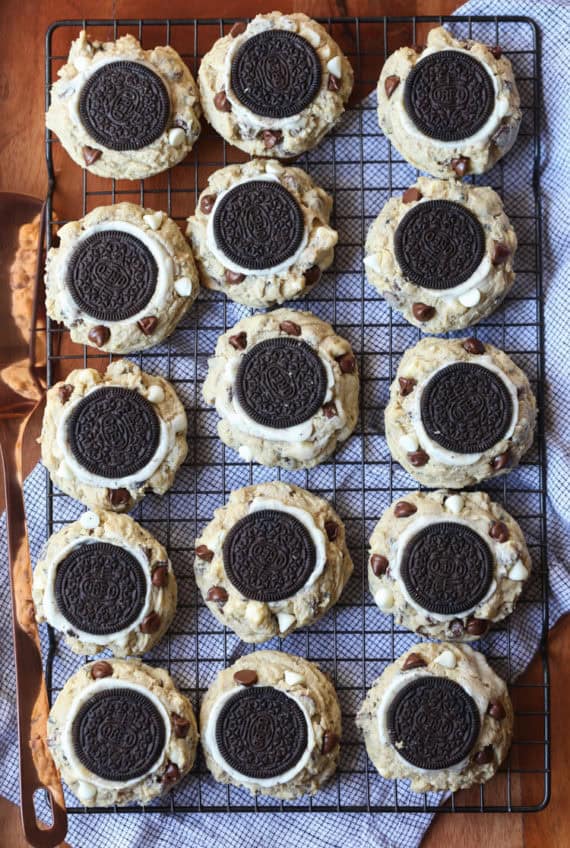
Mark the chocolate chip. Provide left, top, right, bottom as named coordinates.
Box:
left=492, top=241, right=511, bottom=265
left=384, top=75, right=400, bottom=98
left=451, top=157, right=469, bottom=177
left=279, top=320, right=301, bottom=336
left=489, top=45, right=502, bottom=59
left=82, top=145, right=101, bottom=165
left=408, top=449, right=429, bottom=467
left=137, top=316, right=158, bottom=335
left=151, top=564, right=168, bottom=588
left=171, top=713, right=191, bottom=738
left=229, top=332, right=247, bottom=351
left=262, top=129, right=283, bottom=149
left=140, top=611, right=161, bottom=633
left=336, top=353, right=356, bottom=374
left=322, top=731, right=339, bottom=754
left=230, top=21, right=247, bottom=37
left=325, top=521, right=339, bottom=541
left=163, top=762, right=180, bottom=783
left=371, top=554, right=389, bottom=576
left=233, top=669, right=258, bottom=686
left=449, top=619, right=464, bottom=638
left=108, top=488, right=130, bottom=508
left=206, top=586, right=228, bottom=604
left=473, top=745, right=494, bottom=765
left=412, top=302, right=436, bottom=322
left=488, top=700, right=506, bottom=720
left=199, top=194, right=217, bottom=214
left=304, top=265, right=322, bottom=285
left=463, top=337, right=485, bottom=355
left=402, top=652, right=426, bottom=671
left=394, top=501, right=417, bottom=518
left=399, top=377, right=417, bottom=396
left=466, top=617, right=489, bottom=636
left=58, top=383, right=74, bottom=404
left=214, top=90, right=232, bottom=112
left=402, top=187, right=423, bottom=203
left=491, top=450, right=511, bottom=471
left=328, top=74, right=341, bottom=92
left=490, top=521, right=510, bottom=543
left=87, top=325, right=110, bottom=347
left=323, top=402, right=337, bottom=418
left=195, top=544, right=214, bottom=562
left=224, top=269, right=246, bottom=285
left=91, top=661, right=113, bottom=679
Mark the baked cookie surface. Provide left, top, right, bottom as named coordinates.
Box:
left=357, top=642, right=513, bottom=793
left=368, top=490, right=531, bottom=641
left=194, top=482, right=353, bottom=642
left=33, top=510, right=177, bottom=656
left=187, top=159, right=337, bottom=308
left=48, top=659, right=198, bottom=806
left=364, top=178, right=517, bottom=333
left=200, top=650, right=341, bottom=799
left=203, top=309, right=359, bottom=469
left=46, top=31, right=201, bottom=180
left=384, top=337, right=536, bottom=488
left=377, top=27, right=521, bottom=178
left=198, top=12, right=353, bottom=158
left=46, top=202, right=199, bottom=353
left=40, top=360, right=188, bottom=512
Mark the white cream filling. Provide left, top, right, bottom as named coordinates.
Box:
left=60, top=221, right=174, bottom=325
left=396, top=47, right=510, bottom=149
left=204, top=684, right=315, bottom=787
left=62, top=678, right=170, bottom=790
left=42, top=536, right=153, bottom=646
left=413, top=357, right=518, bottom=466
left=206, top=175, right=309, bottom=276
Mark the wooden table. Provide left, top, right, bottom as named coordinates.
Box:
left=0, top=1, right=565, bottom=846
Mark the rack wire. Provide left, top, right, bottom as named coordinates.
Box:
left=43, top=16, right=549, bottom=814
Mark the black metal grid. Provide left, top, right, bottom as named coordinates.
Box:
left=42, top=16, right=549, bottom=815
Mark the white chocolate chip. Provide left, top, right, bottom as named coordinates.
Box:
left=168, top=127, right=186, bottom=147
left=74, top=56, right=90, bottom=72
left=76, top=781, right=97, bottom=803
left=508, top=562, right=529, bottom=581
left=147, top=385, right=165, bottom=404
left=374, top=587, right=394, bottom=610
left=265, top=159, right=282, bottom=174
left=58, top=462, right=73, bottom=480
left=276, top=611, right=296, bottom=633
left=327, top=56, right=342, bottom=78
left=143, top=210, right=164, bottom=231
left=174, top=277, right=193, bottom=296
left=303, top=28, right=321, bottom=48
left=445, top=494, right=464, bottom=515
left=399, top=433, right=419, bottom=453
left=238, top=445, right=254, bottom=462
left=458, top=288, right=481, bottom=308
left=284, top=671, right=305, bottom=686
left=79, top=511, right=100, bottom=530
left=245, top=601, right=265, bottom=627
left=435, top=650, right=457, bottom=669
left=364, top=254, right=383, bottom=274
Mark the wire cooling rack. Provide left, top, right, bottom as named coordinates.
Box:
left=42, top=16, right=549, bottom=814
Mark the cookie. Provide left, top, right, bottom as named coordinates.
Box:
left=377, top=27, right=521, bottom=178
left=200, top=650, right=341, bottom=798
left=46, top=31, right=201, bottom=180
left=198, top=12, right=353, bottom=158
left=187, top=159, right=337, bottom=307
left=368, top=490, right=531, bottom=641
left=357, top=642, right=513, bottom=793
left=47, top=659, right=198, bottom=806
left=194, top=482, right=353, bottom=642
left=33, top=510, right=177, bottom=655
left=384, top=337, right=536, bottom=488
left=46, top=203, right=199, bottom=353
left=40, top=360, right=187, bottom=512
left=365, top=178, right=517, bottom=333
left=203, top=309, right=359, bottom=469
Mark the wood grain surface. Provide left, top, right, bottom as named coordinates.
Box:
left=0, top=1, right=564, bottom=846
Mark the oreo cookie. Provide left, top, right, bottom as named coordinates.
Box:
left=223, top=510, right=316, bottom=602
left=403, top=51, right=495, bottom=142
left=68, top=386, right=160, bottom=479
left=394, top=200, right=485, bottom=290
left=79, top=60, right=170, bottom=151
left=387, top=677, right=480, bottom=769
left=215, top=686, right=308, bottom=779
left=54, top=542, right=147, bottom=636
left=230, top=30, right=322, bottom=119
left=72, top=688, right=166, bottom=781
left=235, top=338, right=327, bottom=429
left=400, top=522, right=493, bottom=615
left=66, top=231, right=158, bottom=321
left=420, top=363, right=513, bottom=454
left=213, top=181, right=304, bottom=272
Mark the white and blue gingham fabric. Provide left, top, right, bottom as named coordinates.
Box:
left=1, top=3, right=568, bottom=846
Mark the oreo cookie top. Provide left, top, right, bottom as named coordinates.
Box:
left=54, top=542, right=147, bottom=635
left=387, top=677, right=480, bottom=769
left=67, top=386, right=160, bottom=479
left=66, top=230, right=158, bottom=321
left=72, top=687, right=166, bottom=781
left=403, top=51, right=495, bottom=142
left=400, top=522, right=494, bottom=615
left=79, top=60, right=170, bottom=151
left=213, top=181, right=305, bottom=272
left=230, top=30, right=322, bottom=119
left=394, top=200, right=486, bottom=290
left=420, top=363, right=513, bottom=454
left=215, top=686, right=308, bottom=779
left=235, top=338, right=327, bottom=429
left=223, top=509, right=316, bottom=602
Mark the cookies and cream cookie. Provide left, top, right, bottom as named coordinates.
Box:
left=46, top=202, right=199, bottom=353
left=194, top=482, right=353, bottom=642
left=33, top=511, right=177, bottom=656
left=46, top=30, right=201, bottom=180
left=385, top=337, right=536, bottom=488
left=48, top=659, right=198, bottom=806
left=203, top=309, right=359, bottom=469
left=368, top=490, right=531, bottom=641
left=187, top=159, right=337, bottom=308
left=40, top=360, right=187, bottom=512
left=200, top=650, right=341, bottom=799
left=364, top=178, right=517, bottom=333
left=357, top=642, right=513, bottom=793
left=198, top=12, right=353, bottom=158
left=377, top=27, right=521, bottom=178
